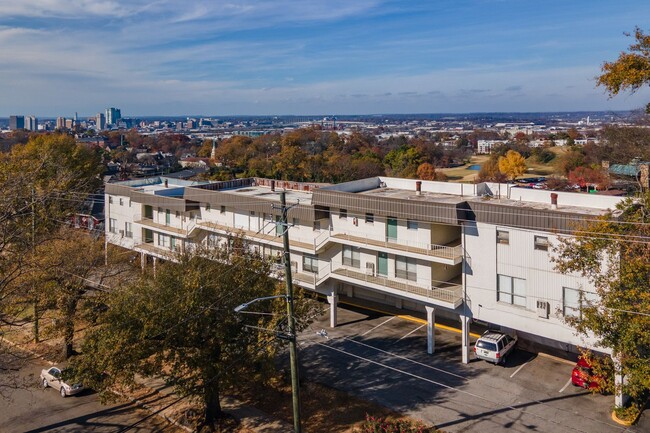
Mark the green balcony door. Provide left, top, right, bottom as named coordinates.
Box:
left=378, top=252, right=388, bottom=276
left=386, top=217, right=397, bottom=241
left=165, top=209, right=171, bottom=225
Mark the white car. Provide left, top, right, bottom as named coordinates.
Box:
left=40, top=366, right=84, bottom=397
left=474, top=331, right=517, bottom=365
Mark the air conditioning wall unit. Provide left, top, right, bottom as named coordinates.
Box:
left=365, top=262, right=375, bottom=276
left=536, top=300, right=549, bottom=319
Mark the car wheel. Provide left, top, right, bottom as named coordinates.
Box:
left=42, top=379, right=48, bottom=389
left=60, top=387, right=67, bottom=398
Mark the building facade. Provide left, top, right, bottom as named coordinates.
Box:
left=105, top=107, right=121, bottom=126
left=104, top=176, right=624, bottom=362
left=9, top=115, right=25, bottom=130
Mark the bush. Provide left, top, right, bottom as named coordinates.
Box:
left=356, top=414, right=435, bottom=433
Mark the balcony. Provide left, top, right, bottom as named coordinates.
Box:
left=329, top=232, right=463, bottom=264
left=327, top=260, right=462, bottom=309
left=196, top=221, right=316, bottom=252
left=134, top=216, right=197, bottom=238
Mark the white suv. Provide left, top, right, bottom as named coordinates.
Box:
left=474, top=331, right=517, bottom=364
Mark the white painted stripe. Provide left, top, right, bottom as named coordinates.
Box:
left=509, top=357, right=534, bottom=378
left=345, top=337, right=465, bottom=380
left=398, top=324, right=425, bottom=341
left=559, top=378, right=573, bottom=393
left=360, top=316, right=395, bottom=336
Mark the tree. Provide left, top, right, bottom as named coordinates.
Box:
left=567, top=166, right=611, bottom=190
left=597, top=27, right=650, bottom=112
left=73, top=242, right=318, bottom=430
left=477, top=155, right=507, bottom=183
left=32, top=227, right=132, bottom=359
left=497, top=150, right=526, bottom=181
left=554, top=193, right=650, bottom=405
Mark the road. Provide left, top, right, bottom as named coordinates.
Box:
left=298, top=303, right=648, bottom=433
left=0, top=354, right=184, bottom=433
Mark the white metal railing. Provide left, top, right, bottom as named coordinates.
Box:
left=328, top=260, right=462, bottom=304
left=331, top=232, right=463, bottom=260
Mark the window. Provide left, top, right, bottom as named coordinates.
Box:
left=497, top=274, right=526, bottom=307
left=407, top=220, right=418, bottom=230
left=206, top=203, right=211, bottom=211
left=207, top=233, right=219, bottom=247
left=365, top=213, right=374, bottom=224
left=342, top=245, right=360, bottom=268
left=158, top=233, right=169, bottom=248
left=108, top=218, right=117, bottom=233
left=534, top=235, right=549, bottom=251
left=220, top=205, right=226, bottom=214
left=339, top=209, right=347, bottom=219
left=119, top=198, right=123, bottom=206
left=395, top=256, right=417, bottom=281
left=563, top=287, right=598, bottom=318
left=303, top=254, right=318, bottom=273
left=497, top=230, right=509, bottom=245
left=170, top=237, right=177, bottom=251
left=124, top=222, right=132, bottom=238
left=108, top=196, right=113, bottom=204
left=175, top=210, right=180, bottom=218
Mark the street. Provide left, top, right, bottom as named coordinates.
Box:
left=298, top=303, right=649, bottom=433
left=0, top=354, right=183, bottom=433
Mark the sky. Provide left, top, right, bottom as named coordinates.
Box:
left=1, top=0, right=650, bottom=116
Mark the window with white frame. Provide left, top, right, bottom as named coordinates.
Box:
left=534, top=235, right=549, bottom=251
left=365, top=213, right=374, bottom=224
left=158, top=233, right=169, bottom=248
left=342, top=245, right=360, bottom=268
left=563, top=287, right=598, bottom=318
left=497, top=274, right=526, bottom=307
left=124, top=222, right=133, bottom=238
left=109, top=218, right=117, bottom=233
left=119, top=198, right=123, bottom=206
left=108, top=196, right=113, bottom=204
left=395, top=256, right=417, bottom=281
left=407, top=220, right=418, bottom=230
left=497, top=230, right=509, bottom=245
left=303, top=254, right=318, bottom=273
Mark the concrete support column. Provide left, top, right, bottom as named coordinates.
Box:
left=153, top=257, right=157, bottom=278
left=141, top=252, right=146, bottom=272
left=425, top=306, right=435, bottom=355
left=612, top=355, right=627, bottom=408
left=461, top=315, right=470, bottom=364
left=327, top=290, right=338, bottom=328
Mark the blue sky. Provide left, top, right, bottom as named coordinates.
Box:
left=1, top=0, right=649, bottom=116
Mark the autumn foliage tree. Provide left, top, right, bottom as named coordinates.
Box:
left=597, top=27, right=650, bottom=112
left=567, top=166, right=611, bottom=190
left=554, top=193, right=650, bottom=405
left=497, top=150, right=526, bottom=181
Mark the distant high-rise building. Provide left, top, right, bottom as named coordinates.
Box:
left=56, top=117, right=66, bottom=129
left=9, top=115, right=25, bottom=130
left=105, top=107, right=121, bottom=125
left=96, top=113, right=106, bottom=130
left=25, top=115, right=38, bottom=131
left=65, top=119, right=74, bottom=129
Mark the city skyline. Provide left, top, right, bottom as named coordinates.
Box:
left=1, top=1, right=650, bottom=116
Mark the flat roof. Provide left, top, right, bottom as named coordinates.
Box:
left=219, top=184, right=314, bottom=205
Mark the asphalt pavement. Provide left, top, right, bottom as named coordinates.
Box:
left=298, top=303, right=648, bottom=433
left=0, top=354, right=184, bottom=433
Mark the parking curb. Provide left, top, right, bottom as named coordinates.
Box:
left=611, top=410, right=637, bottom=426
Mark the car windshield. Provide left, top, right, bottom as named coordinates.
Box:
left=476, top=341, right=497, bottom=351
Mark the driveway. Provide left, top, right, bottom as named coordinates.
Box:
left=298, top=303, right=644, bottom=433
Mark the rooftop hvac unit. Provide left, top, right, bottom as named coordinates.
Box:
left=536, top=300, right=549, bottom=319
left=365, top=262, right=375, bottom=276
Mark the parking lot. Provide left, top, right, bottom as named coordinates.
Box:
left=298, top=302, right=647, bottom=433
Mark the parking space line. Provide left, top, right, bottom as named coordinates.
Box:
left=559, top=378, right=573, bottom=393
left=509, top=357, right=535, bottom=378
left=398, top=324, right=425, bottom=341
left=360, top=316, right=395, bottom=336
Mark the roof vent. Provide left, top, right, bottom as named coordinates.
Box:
left=550, top=192, right=558, bottom=210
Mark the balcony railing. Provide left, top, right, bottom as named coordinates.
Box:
left=330, top=232, right=463, bottom=261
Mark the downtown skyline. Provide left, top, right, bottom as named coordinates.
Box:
left=1, top=0, right=650, bottom=117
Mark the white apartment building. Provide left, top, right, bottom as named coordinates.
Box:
left=105, top=176, right=624, bottom=363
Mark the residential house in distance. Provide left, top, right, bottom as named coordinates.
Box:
left=104, top=176, right=624, bottom=363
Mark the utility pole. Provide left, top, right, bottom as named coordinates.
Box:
left=280, top=191, right=302, bottom=433
left=31, top=187, right=39, bottom=343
